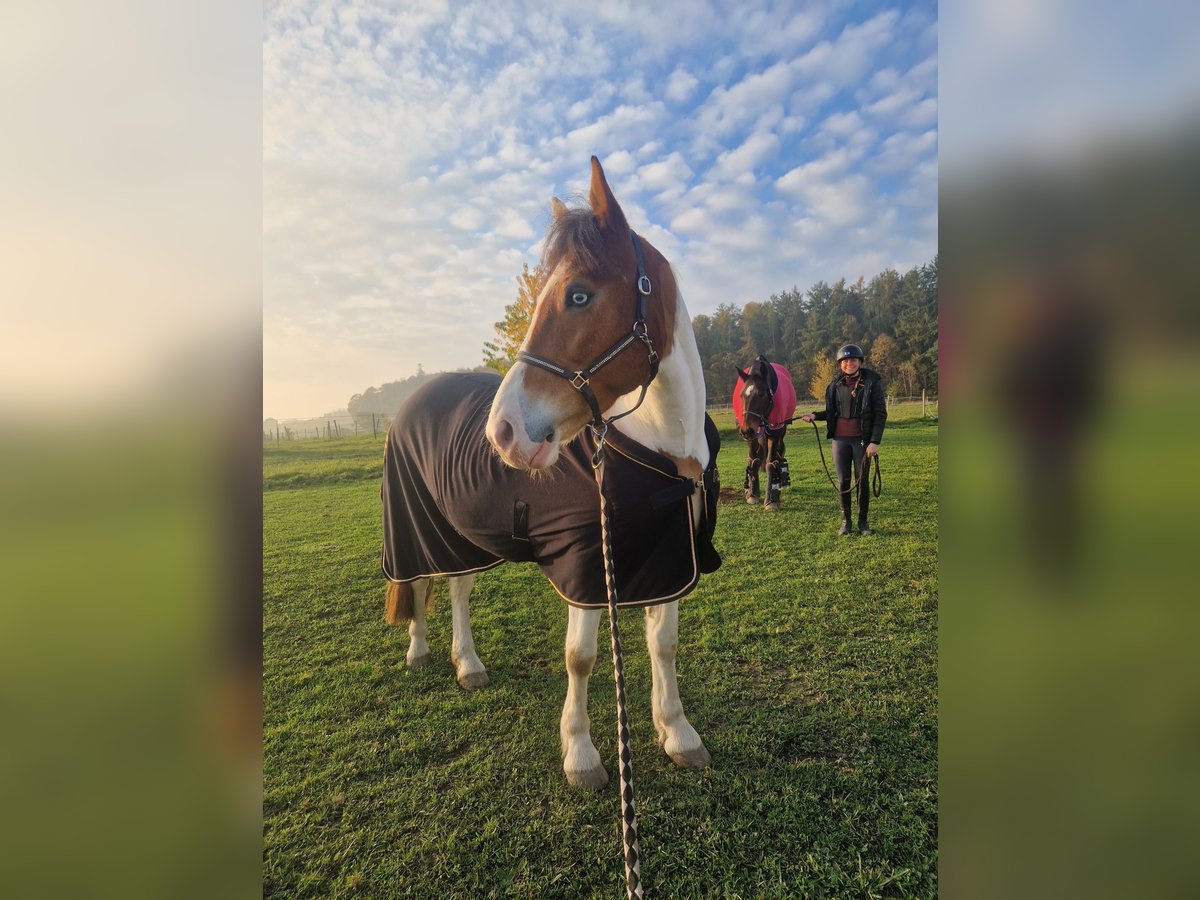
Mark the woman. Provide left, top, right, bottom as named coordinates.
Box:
left=800, top=344, right=887, bottom=535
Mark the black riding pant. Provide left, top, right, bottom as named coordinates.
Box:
left=832, top=437, right=870, bottom=523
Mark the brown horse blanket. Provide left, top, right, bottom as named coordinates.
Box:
left=381, top=372, right=720, bottom=608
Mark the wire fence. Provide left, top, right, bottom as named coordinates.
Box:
left=263, top=394, right=938, bottom=442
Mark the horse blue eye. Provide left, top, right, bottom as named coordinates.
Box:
left=569, top=291, right=589, bottom=306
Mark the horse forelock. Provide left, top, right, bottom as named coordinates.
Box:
left=541, top=207, right=608, bottom=277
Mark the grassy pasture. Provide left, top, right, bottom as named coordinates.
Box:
left=264, top=403, right=938, bottom=898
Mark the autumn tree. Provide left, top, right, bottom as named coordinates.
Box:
left=868, top=332, right=901, bottom=387
left=809, top=353, right=838, bottom=402
left=483, top=262, right=545, bottom=375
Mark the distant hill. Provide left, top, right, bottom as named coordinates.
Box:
left=347, top=365, right=491, bottom=418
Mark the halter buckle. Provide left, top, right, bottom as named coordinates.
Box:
left=637, top=275, right=652, bottom=296
left=570, top=372, right=589, bottom=391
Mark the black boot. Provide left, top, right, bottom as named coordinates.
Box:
left=779, top=455, right=790, bottom=488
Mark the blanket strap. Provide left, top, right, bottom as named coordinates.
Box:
left=595, top=457, right=644, bottom=900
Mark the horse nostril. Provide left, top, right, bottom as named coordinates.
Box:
left=494, top=418, right=514, bottom=450
left=543, top=432, right=553, bottom=443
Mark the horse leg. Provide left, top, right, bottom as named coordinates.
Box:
left=406, top=578, right=432, bottom=669
left=560, top=605, right=608, bottom=789
left=448, top=574, right=488, bottom=690
left=744, top=444, right=761, bottom=504
left=765, top=435, right=782, bottom=510
left=645, top=601, right=710, bottom=769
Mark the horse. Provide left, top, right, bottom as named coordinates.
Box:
left=380, top=156, right=718, bottom=792
left=733, top=354, right=797, bottom=510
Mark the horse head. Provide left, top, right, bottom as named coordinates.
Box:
left=736, top=354, right=778, bottom=435
left=487, top=156, right=678, bottom=470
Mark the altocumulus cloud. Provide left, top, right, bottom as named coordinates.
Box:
left=264, top=0, right=937, bottom=418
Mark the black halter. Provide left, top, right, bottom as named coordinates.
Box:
left=518, top=232, right=660, bottom=466
left=741, top=356, right=779, bottom=437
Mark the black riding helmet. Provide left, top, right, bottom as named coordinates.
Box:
left=836, top=344, right=864, bottom=361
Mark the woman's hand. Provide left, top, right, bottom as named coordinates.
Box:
left=800, top=413, right=816, bottom=423
left=865, top=442, right=879, bottom=458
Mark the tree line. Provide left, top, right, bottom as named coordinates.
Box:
left=482, top=257, right=938, bottom=404
left=346, top=256, right=937, bottom=418
left=694, top=257, right=938, bottom=403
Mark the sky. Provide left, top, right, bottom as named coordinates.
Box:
left=264, top=0, right=938, bottom=419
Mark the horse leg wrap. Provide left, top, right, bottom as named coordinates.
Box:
left=744, top=463, right=759, bottom=503
left=765, top=461, right=781, bottom=509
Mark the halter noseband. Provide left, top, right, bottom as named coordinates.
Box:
left=517, top=232, right=660, bottom=466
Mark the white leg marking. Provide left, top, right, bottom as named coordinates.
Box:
left=560, top=606, right=608, bottom=789
left=449, top=574, right=488, bottom=690
left=645, top=601, right=710, bottom=769
left=406, top=578, right=431, bottom=669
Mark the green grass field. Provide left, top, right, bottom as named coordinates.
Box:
left=264, top=403, right=938, bottom=898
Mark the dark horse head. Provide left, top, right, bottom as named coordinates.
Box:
left=736, top=354, right=779, bottom=437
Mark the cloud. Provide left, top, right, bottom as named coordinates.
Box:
left=870, top=128, right=938, bottom=173
left=665, top=66, right=699, bottom=103
left=820, top=109, right=865, bottom=137
left=449, top=205, right=486, bottom=232
left=263, top=1, right=939, bottom=416
left=708, top=131, right=781, bottom=181
left=602, top=150, right=638, bottom=176
left=694, top=60, right=796, bottom=138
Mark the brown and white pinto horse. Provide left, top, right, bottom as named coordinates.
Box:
left=734, top=355, right=797, bottom=510
left=387, top=157, right=711, bottom=789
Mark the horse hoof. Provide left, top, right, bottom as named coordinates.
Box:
left=457, top=670, right=489, bottom=690
left=745, top=494, right=759, bottom=505
left=407, top=652, right=430, bottom=670
left=566, top=765, right=609, bottom=790
left=669, top=745, right=711, bottom=769
left=764, top=501, right=780, bottom=511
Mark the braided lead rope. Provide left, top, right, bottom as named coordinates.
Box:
left=594, top=455, right=644, bottom=899
left=808, top=420, right=881, bottom=499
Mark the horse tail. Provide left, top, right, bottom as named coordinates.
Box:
left=385, top=579, right=435, bottom=625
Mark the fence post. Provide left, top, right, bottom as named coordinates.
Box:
left=372, top=413, right=377, bottom=438
left=922, top=389, right=926, bottom=417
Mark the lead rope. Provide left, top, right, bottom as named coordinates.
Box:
left=594, top=451, right=644, bottom=899
left=809, top=420, right=882, bottom=499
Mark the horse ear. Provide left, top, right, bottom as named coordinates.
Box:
left=588, top=155, right=628, bottom=232
left=736, top=367, right=749, bottom=380
left=550, top=196, right=567, bottom=220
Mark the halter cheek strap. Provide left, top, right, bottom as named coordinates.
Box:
left=518, top=232, right=660, bottom=466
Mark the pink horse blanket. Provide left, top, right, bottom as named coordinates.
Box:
left=732, top=362, right=797, bottom=432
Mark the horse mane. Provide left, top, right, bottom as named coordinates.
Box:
left=541, top=207, right=609, bottom=275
